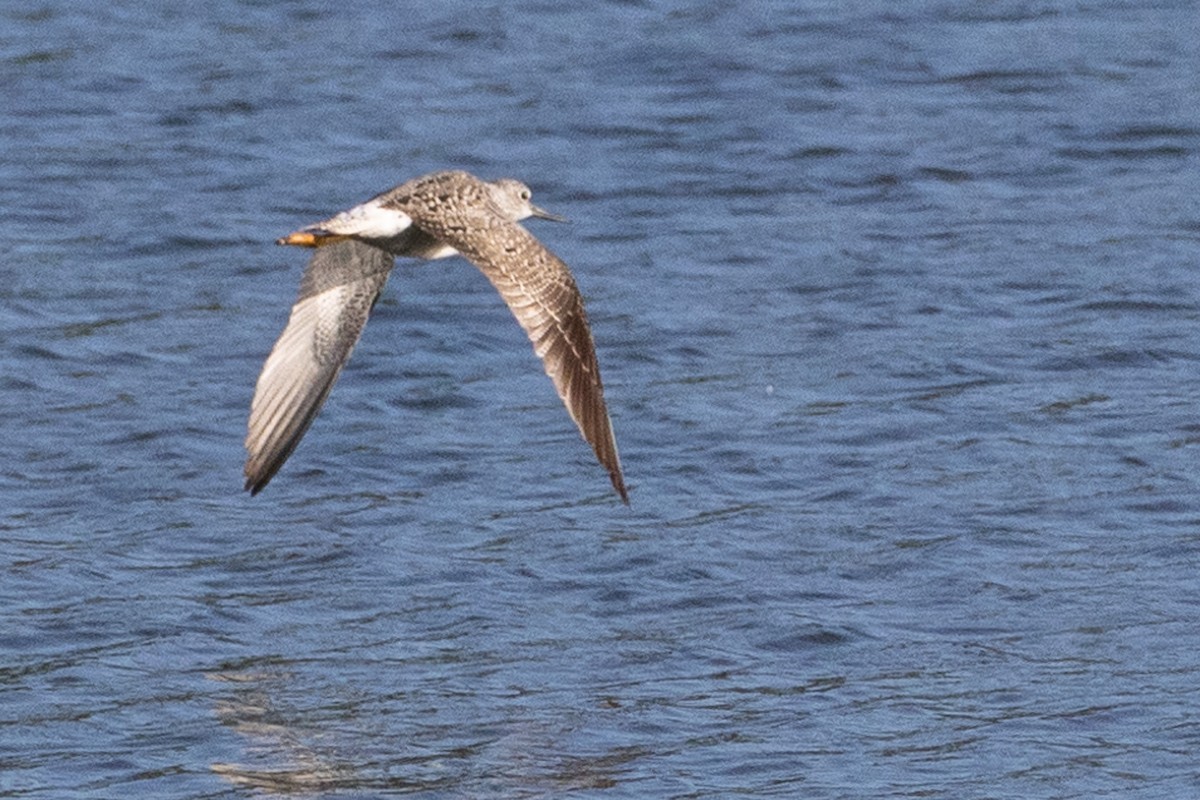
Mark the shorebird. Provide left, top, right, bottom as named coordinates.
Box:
left=244, top=170, right=628, bottom=503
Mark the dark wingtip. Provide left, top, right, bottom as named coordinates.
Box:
left=612, top=473, right=629, bottom=505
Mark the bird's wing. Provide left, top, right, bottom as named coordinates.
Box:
left=244, top=240, right=395, bottom=494
left=439, top=219, right=628, bottom=503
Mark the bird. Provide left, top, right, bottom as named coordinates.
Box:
left=244, top=170, right=628, bottom=503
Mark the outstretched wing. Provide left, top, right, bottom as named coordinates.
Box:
left=244, top=241, right=395, bottom=494
left=446, top=220, right=628, bottom=503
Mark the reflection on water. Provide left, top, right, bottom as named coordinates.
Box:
left=209, top=664, right=646, bottom=797
left=211, top=668, right=356, bottom=795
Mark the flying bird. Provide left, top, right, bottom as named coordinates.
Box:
left=245, top=170, right=628, bottom=503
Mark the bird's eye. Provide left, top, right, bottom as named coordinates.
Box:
left=521, top=189, right=531, bottom=200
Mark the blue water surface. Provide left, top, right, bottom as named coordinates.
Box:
left=2, top=1, right=1199, bottom=797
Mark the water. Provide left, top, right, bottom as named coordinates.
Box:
left=2, top=1, right=1199, bottom=797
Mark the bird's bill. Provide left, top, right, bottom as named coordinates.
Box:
left=276, top=230, right=351, bottom=247
left=530, top=204, right=568, bottom=223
